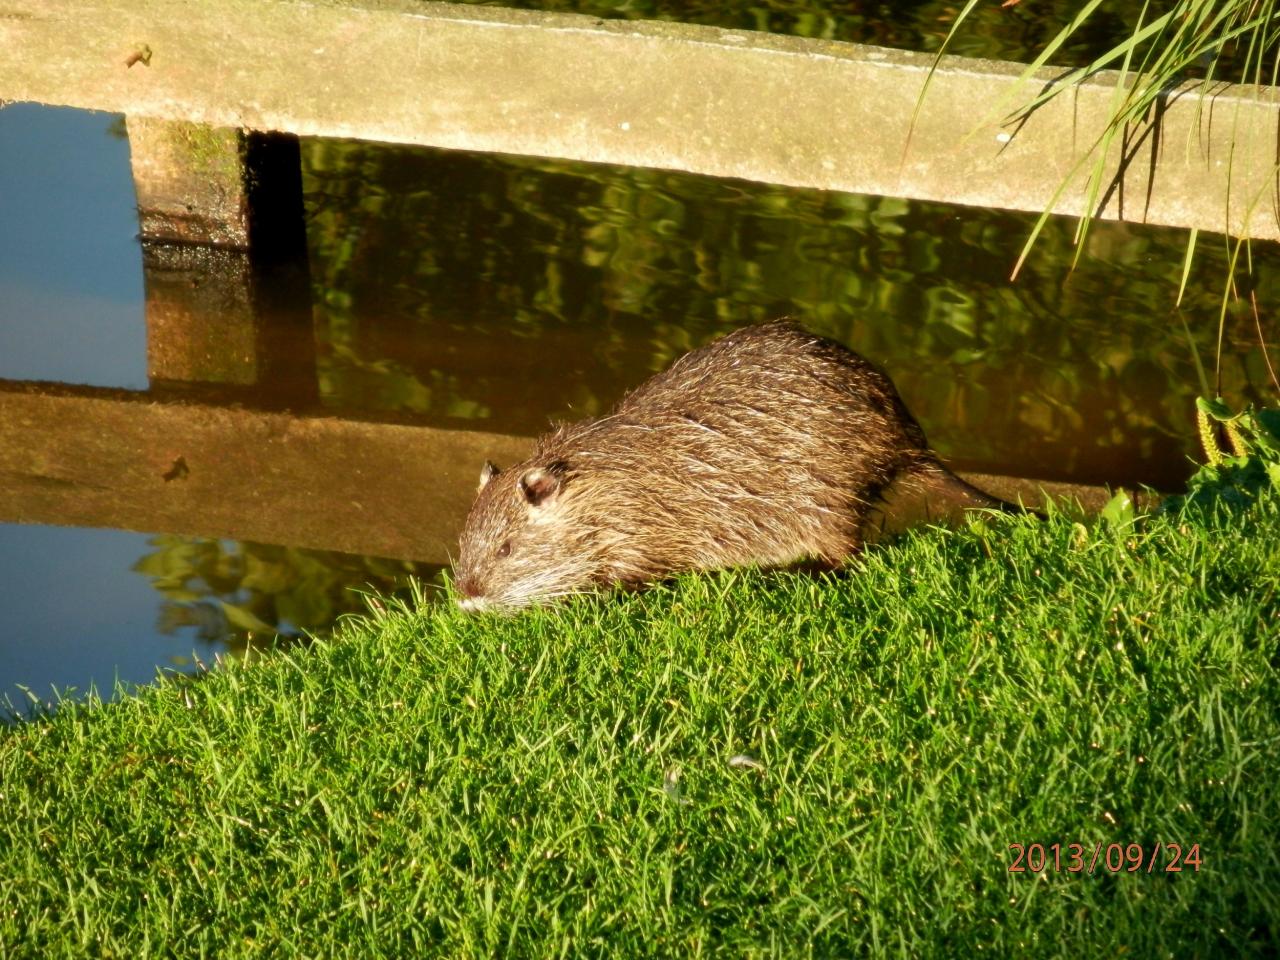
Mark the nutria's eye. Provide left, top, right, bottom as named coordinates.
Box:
left=496, top=539, right=512, bottom=559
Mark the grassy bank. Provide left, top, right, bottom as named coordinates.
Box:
left=1, top=488, right=1278, bottom=956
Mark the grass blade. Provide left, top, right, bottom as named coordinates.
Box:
left=1177, top=227, right=1200, bottom=306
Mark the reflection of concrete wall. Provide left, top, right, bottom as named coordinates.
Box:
left=143, top=244, right=259, bottom=386
left=0, top=381, right=532, bottom=564
left=125, top=118, right=247, bottom=247
left=0, top=379, right=1126, bottom=563
left=127, top=123, right=316, bottom=400
left=6, top=0, right=1279, bottom=241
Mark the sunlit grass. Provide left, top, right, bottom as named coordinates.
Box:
left=0, top=487, right=1276, bottom=955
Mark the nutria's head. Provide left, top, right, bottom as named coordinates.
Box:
left=453, top=457, right=608, bottom=611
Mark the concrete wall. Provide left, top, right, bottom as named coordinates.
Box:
left=4, top=0, right=1278, bottom=241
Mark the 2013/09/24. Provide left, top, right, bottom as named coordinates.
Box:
left=1008, top=842, right=1202, bottom=874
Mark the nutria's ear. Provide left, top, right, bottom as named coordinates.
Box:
left=478, top=460, right=500, bottom=493
left=519, top=465, right=561, bottom=507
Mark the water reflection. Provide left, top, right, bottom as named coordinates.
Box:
left=0, top=104, right=146, bottom=388
left=136, top=534, right=439, bottom=649
left=303, top=140, right=1275, bottom=490
left=459, top=0, right=1174, bottom=69
left=0, top=524, right=439, bottom=717
left=0, top=524, right=207, bottom=714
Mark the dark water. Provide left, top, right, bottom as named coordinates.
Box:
left=303, top=141, right=1275, bottom=489
left=460, top=0, right=1192, bottom=71
left=2, top=42, right=1277, bottom=709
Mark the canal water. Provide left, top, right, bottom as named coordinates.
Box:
left=1, top=11, right=1275, bottom=711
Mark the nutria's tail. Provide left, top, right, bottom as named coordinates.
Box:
left=866, top=460, right=1043, bottom=541
left=924, top=462, right=1036, bottom=512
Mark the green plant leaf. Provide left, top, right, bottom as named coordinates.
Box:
left=904, top=0, right=985, bottom=164
left=1176, top=228, right=1199, bottom=307
left=1100, top=491, right=1136, bottom=527
left=1196, top=396, right=1235, bottom=421
left=1255, top=409, right=1280, bottom=444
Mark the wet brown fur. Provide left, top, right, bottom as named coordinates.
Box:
left=454, top=321, right=1007, bottom=609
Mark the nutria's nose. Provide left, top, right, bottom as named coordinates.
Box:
left=455, top=580, right=490, bottom=613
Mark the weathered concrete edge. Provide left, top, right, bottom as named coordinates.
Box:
left=4, top=0, right=1279, bottom=240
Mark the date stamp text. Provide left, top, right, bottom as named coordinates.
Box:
left=1008, top=842, right=1202, bottom=875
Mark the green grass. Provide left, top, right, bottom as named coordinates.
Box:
left=1, top=493, right=1278, bottom=957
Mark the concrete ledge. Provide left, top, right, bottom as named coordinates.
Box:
left=4, top=0, right=1279, bottom=241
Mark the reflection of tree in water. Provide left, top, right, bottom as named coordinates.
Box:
left=133, top=535, right=440, bottom=654
left=302, top=134, right=1276, bottom=490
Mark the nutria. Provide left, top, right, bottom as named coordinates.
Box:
left=454, top=320, right=1013, bottom=611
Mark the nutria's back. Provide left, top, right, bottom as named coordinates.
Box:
left=454, top=321, right=1001, bottom=610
